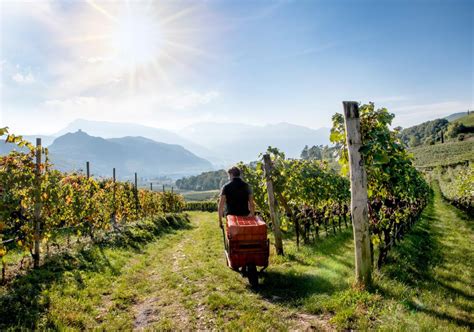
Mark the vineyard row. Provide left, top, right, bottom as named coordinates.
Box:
left=0, top=130, right=185, bottom=279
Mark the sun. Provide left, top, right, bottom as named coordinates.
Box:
left=66, top=1, right=211, bottom=92
left=111, top=7, right=162, bottom=68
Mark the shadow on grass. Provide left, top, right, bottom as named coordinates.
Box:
left=375, top=194, right=474, bottom=330
left=381, top=212, right=443, bottom=285
left=255, top=228, right=354, bottom=306
left=256, top=270, right=337, bottom=306
left=0, top=214, right=192, bottom=330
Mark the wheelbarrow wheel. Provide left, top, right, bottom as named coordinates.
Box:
left=247, top=264, right=258, bottom=287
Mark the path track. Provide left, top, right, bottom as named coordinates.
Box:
left=122, top=212, right=332, bottom=330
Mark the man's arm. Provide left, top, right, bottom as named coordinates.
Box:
left=248, top=194, right=255, bottom=217
left=218, top=195, right=226, bottom=228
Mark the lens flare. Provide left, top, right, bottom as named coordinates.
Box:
left=111, top=8, right=162, bottom=68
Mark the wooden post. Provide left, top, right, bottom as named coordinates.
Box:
left=343, top=101, right=371, bottom=287
left=112, top=168, right=116, bottom=225
left=170, top=187, right=174, bottom=212
left=441, top=131, right=444, bottom=144
left=163, top=184, right=165, bottom=192
left=86, top=161, right=90, bottom=178
left=263, top=154, right=284, bottom=255
left=33, top=138, right=42, bottom=268
left=134, top=172, right=139, bottom=211
left=150, top=182, right=153, bottom=191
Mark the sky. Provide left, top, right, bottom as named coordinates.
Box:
left=0, top=0, right=472, bottom=135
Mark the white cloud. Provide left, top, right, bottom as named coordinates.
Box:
left=84, top=56, right=111, bottom=64
left=37, top=89, right=220, bottom=131
left=392, top=101, right=473, bottom=127
left=159, top=90, right=220, bottom=109
left=43, top=96, right=98, bottom=108
left=12, top=71, right=35, bottom=84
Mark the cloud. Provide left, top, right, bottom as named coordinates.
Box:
left=12, top=71, right=35, bottom=84
left=391, top=101, right=473, bottom=127
left=159, top=90, right=219, bottom=109
left=43, top=96, right=97, bottom=108
left=84, top=56, right=111, bottom=64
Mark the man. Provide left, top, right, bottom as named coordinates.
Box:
left=218, top=166, right=255, bottom=229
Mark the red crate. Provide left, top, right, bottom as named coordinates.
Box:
left=225, top=215, right=269, bottom=269
left=226, top=215, right=267, bottom=241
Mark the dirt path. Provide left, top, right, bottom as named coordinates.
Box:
left=122, top=212, right=332, bottom=331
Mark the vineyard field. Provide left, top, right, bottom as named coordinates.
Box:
left=180, top=189, right=219, bottom=202
left=0, top=105, right=471, bottom=331
left=1, top=192, right=472, bottom=330
left=409, top=140, right=474, bottom=168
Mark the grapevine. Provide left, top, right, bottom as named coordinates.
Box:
left=0, top=128, right=184, bottom=278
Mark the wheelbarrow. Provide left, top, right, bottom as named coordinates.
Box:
left=222, top=215, right=269, bottom=287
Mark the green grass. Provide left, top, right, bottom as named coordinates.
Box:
left=409, top=140, right=474, bottom=167
left=455, top=113, right=474, bottom=127
left=180, top=189, right=219, bottom=201
left=373, top=184, right=473, bottom=331
left=1, top=188, right=472, bottom=330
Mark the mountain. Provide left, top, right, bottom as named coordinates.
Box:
left=452, top=113, right=474, bottom=127
left=54, top=119, right=331, bottom=165
left=0, top=135, right=55, bottom=155
left=23, top=135, right=56, bottom=146
left=445, top=112, right=469, bottom=122
left=47, top=130, right=213, bottom=178
left=180, top=122, right=330, bottom=162
left=55, top=119, right=219, bottom=164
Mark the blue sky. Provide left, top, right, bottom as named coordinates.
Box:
left=0, top=0, right=472, bottom=134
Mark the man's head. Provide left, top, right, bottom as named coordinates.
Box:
left=227, top=166, right=241, bottom=179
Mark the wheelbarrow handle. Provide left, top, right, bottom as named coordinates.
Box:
left=221, top=223, right=228, bottom=251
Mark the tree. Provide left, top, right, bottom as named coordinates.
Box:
left=300, top=145, right=309, bottom=160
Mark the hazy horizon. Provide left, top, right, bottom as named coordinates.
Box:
left=1, top=0, right=472, bottom=135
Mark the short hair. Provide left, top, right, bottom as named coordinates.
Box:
left=227, top=166, right=241, bottom=177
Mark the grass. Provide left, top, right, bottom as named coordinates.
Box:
left=373, top=185, right=473, bottom=330
left=409, top=140, right=474, bottom=167
left=180, top=189, right=219, bottom=201
left=455, top=113, right=474, bottom=127
left=0, top=188, right=472, bottom=330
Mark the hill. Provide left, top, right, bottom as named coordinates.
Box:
left=55, top=119, right=219, bottom=164
left=180, top=122, right=330, bottom=162
left=454, top=113, right=474, bottom=126
left=409, top=140, right=474, bottom=168
left=399, top=119, right=449, bottom=147
left=47, top=130, right=213, bottom=178
left=176, top=169, right=228, bottom=191
left=400, top=111, right=474, bottom=148
left=0, top=135, right=55, bottom=155
left=445, top=112, right=468, bottom=122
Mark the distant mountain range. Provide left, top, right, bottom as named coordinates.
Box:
left=54, top=119, right=218, bottom=164
left=56, top=119, right=330, bottom=164
left=179, top=122, right=330, bottom=162
left=9, top=112, right=468, bottom=177
left=48, top=130, right=213, bottom=178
